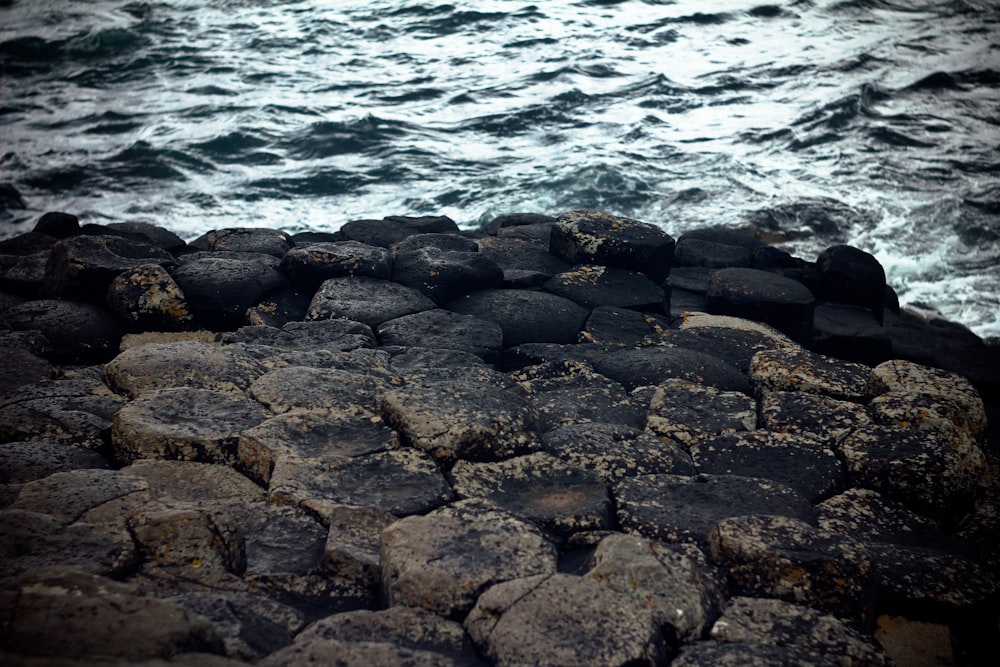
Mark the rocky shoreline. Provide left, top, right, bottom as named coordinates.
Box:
left=1, top=210, right=998, bottom=666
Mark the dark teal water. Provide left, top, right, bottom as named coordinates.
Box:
left=1, top=0, right=999, bottom=337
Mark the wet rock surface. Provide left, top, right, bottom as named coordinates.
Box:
left=1, top=210, right=998, bottom=665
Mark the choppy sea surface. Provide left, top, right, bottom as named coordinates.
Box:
left=1, top=0, right=998, bottom=338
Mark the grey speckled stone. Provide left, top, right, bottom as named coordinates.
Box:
left=710, top=596, right=887, bottom=666
left=542, top=422, right=695, bottom=483
left=614, top=474, right=816, bottom=545
left=672, top=641, right=824, bottom=666
left=0, top=441, right=110, bottom=484
left=379, top=502, right=557, bottom=620
left=597, top=345, right=750, bottom=394
left=7, top=468, right=149, bottom=526
left=111, top=387, right=269, bottom=466
left=465, top=572, right=666, bottom=667
left=645, top=378, right=756, bottom=447
left=323, top=505, right=396, bottom=583
left=449, top=452, right=612, bottom=536
left=707, top=514, right=873, bottom=623
left=380, top=380, right=542, bottom=466
left=258, top=638, right=454, bottom=667
left=549, top=209, right=675, bottom=282
left=377, top=309, right=503, bottom=361
left=816, top=488, right=947, bottom=548
left=306, top=275, right=436, bottom=327
left=757, top=390, right=870, bottom=449
left=586, top=533, right=726, bottom=643
left=749, top=347, right=870, bottom=401
left=248, top=366, right=386, bottom=417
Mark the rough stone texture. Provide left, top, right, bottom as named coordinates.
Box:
left=812, top=302, right=893, bottom=366
left=671, top=641, right=826, bottom=666
left=0, top=233, right=55, bottom=294
left=245, top=288, right=312, bottom=327
left=749, top=347, right=870, bottom=401
left=691, top=430, right=844, bottom=503
left=586, top=533, right=727, bottom=643
left=379, top=502, right=557, bottom=620
left=614, top=474, right=816, bottom=545
left=223, top=319, right=377, bottom=353
left=44, top=234, right=176, bottom=300
left=258, top=638, right=456, bottom=667
left=0, top=441, right=110, bottom=484
left=449, top=452, right=612, bottom=535
left=248, top=366, right=386, bottom=417
left=465, top=572, right=666, bottom=666
left=103, top=221, right=186, bottom=252
left=816, top=488, right=946, bottom=548
left=645, top=378, right=756, bottom=447
left=549, top=209, right=675, bottom=282
left=709, top=597, right=887, bottom=666
left=380, top=380, right=542, bottom=465
left=476, top=236, right=571, bottom=284
left=542, top=422, right=695, bottom=482
left=867, top=358, right=987, bottom=445
left=596, top=346, right=750, bottom=394
left=268, top=448, right=453, bottom=520
left=706, top=267, right=816, bottom=341
left=0, top=346, right=58, bottom=402
left=323, top=505, right=397, bottom=582
left=0, top=570, right=224, bottom=661
left=674, top=237, right=753, bottom=269
left=105, top=264, right=194, bottom=332
left=447, top=288, right=589, bottom=347
left=280, top=241, right=392, bottom=290
left=112, top=387, right=269, bottom=466
left=129, top=505, right=248, bottom=576
left=295, top=606, right=482, bottom=667
left=104, top=341, right=265, bottom=398
left=172, top=256, right=289, bottom=329
left=192, top=227, right=292, bottom=257
left=238, top=411, right=397, bottom=486
left=707, top=514, right=873, bottom=623
left=377, top=309, right=503, bottom=361
left=579, top=305, right=671, bottom=347
left=392, top=246, right=503, bottom=304
left=874, top=616, right=955, bottom=667
left=7, top=468, right=149, bottom=527
left=306, top=275, right=436, bottom=326
left=839, top=424, right=985, bottom=517
left=544, top=264, right=666, bottom=311
left=5, top=299, right=123, bottom=363
left=757, top=390, right=871, bottom=449
left=512, top=360, right=646, bottom=431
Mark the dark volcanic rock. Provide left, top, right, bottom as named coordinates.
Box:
left=706, top=514, right=873, bottom=623
left=191, top=227, right=292, bottom=257
left=549, top=209, right=675, bottom=282
left=380, top=380, right=542, bottom=465
left=172, top=255, right=289, bottom=330
left=105, top=263, right=195, bottom=332
left=757, top=390, right=871, bottom=448
left=340, top=215, right=460, bottom=248
left=645, top=378, right=756, bottom=447
left=544, top=264, right=666, bottom=310
left=707, top=267, right=816, bottom=341
left=811, top=302, right=892, bottom=365
left=0, top=341, right=58, bottom=402
left=483, top=212, right=556, bottom=235
left=0, top=232, right=56, bottom=294
left=650, top=312, right=798, bottom=372
left=280, top=241, right=392, bottom=291
left=613, top=474, right=816, bottom=545
left=391, top=246, right=503, bottom=304
left=44, top=234, right=176, bottom=299
left=596, top=345, right=750, bottom=393
left=673, top=237, right=753, bottom=269
left=543, top=422, right=695, bottom=483
left=691, top=430, right=844, bottom=503
left=377, top=309, right=503, bottom=361
left=579, top=305, right=671, bottom=347
left=246, top=288, right=312, bottom=327
left=224, top=319, right=377, bottom=353
left=379, top=501, right=557, bottom=620
left=0, top=441, right=110, bottom=485
left=449, top=452, right=612, bottom=535
left=749, top=347, right=870, bottom=401
left=32, top=211, right=80, bottom=238
left=248, top=366, right=386, bottom=417
left=103, top=221, right=186, bottom=252
left=465, top=572, right=666, bottom=666
left=5, top=299, right=123, bottom=362
left=447, top=288, right=589, bottom=347
left=111, top=387, right=269, bottom=466
left=816, top=244, right=887, bottom=322
left=307, top=275, right=435, bottom=327
left=476, top=236, right=571, bottom=285
left=391, top=232, right=479, bottom=253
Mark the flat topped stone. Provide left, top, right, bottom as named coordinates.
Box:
left=379, top=501, right=558, bottom=620
left=613, top=474, right=817, bottom=545
left=248, top=366, right=386, bottom=417
left=597, top=345, right=750, bottom=394
left=377, top=309, right=503, bottom=362
left=707, top=267, right=815, bottom=341
left=192, top=227, right=292, bottom=257
left=465, top=572, right=666, bottom=667
left=0, top=441, right=110, bottom=485
left=104, top=340, right=266, bottom=398
left=172, top=255, right=289, bottom=329
left=380, top=380, right=542, bottom=465
left=6, top=299, right=123, bottom=363
left=645, top=378, right=756, bottom=447
left=544, top=264, right=666, bottom=310
left=223, top=319, right=377, bottom=352
left=339, top=215, right=459, bottom=248
left=817, top=488, right=957, bottom=550
left=43, top=234, right=176, bottom=299
left=579, top=305, right=671, bottom=347
left=306, top=276, right=436, bottom=327
left=549, top=209, right=675, bottom=282
left=447, top=288, right=589, bottom=347
left=757, top=390, right=871, bottom=448
left=749, top=347, right=870, bottom=401
left=449, top=452, right=612, bottom=535
left=280, top=241, right=392, bottom=290
left=542, top=422, right=695, bottom=483
left=392, top=246, right=503, bottom=304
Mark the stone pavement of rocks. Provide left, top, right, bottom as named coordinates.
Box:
left=1, top=210, right=999, bottom=666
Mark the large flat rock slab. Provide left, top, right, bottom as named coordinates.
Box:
left=447, top=288, right=589, bottom=347
left=377, top=309, right=503, bottom=361
left=549, top=209, right=675, bottom=282
left=596, top=346, right=750, bottom=393
left=542, top=422, right=695, bottom=482
left=306, top=275, right=435, bottom=327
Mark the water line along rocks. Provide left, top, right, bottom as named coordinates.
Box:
left=1, top=209, right=998, bottom=665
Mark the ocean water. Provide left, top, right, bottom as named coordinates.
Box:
left=1, top=0, right=998, bottom=338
